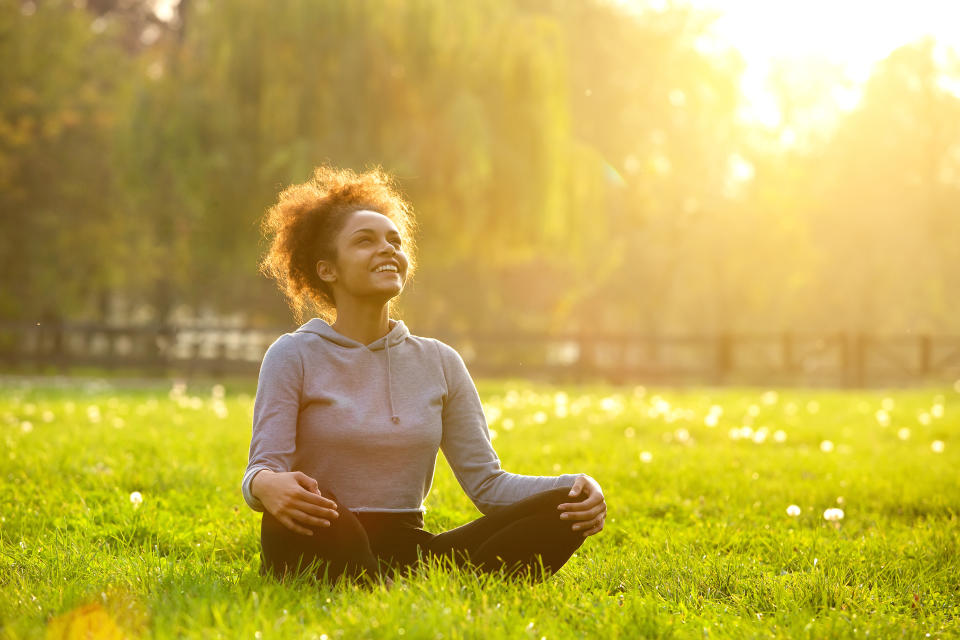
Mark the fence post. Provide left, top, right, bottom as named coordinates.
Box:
left=715, top=332, right=732, bottom=385
left=919, top=334, right=931, bottom=377
left=782, top=331, right=794, bottom=376
left=853, top=332, right=867, bottom=388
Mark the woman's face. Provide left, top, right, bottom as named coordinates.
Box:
left=318, top=209, right=408, bottom=303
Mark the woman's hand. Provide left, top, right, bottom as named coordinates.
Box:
left=251, top=470, right=339, bottom=535
left=557, top=474, right=606, bottom=538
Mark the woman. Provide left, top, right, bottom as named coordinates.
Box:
left=242, top=166, right=606, bottom=584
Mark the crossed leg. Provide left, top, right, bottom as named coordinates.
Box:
left=424, top=487, right=587, bottom=581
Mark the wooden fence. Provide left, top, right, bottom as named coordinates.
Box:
left=2, top=321, right=959, bottom=387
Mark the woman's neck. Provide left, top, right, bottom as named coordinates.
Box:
left=331, top=301, right=393, bottom=346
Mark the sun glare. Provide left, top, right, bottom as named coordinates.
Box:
left=629, top=0, right=960, bottom=128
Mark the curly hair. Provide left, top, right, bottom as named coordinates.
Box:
left=259, top=165, right=418, bottom=324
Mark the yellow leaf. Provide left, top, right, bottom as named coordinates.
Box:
left=45, top=603, right=126, bottom=640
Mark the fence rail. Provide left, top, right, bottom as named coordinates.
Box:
left=2, top=322, right=959, bottom=387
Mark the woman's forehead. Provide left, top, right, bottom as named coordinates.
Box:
left=343, top=209, right=398, bottom=233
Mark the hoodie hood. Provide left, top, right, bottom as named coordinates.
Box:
left=294, top=317, right=410, bottom=423
left=295, top=317, right=410, bottom=350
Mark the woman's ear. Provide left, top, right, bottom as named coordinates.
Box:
left=316, top=259, right=337, bottom=283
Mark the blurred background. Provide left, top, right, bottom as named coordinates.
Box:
left=2, top=0, right=960, bottom=384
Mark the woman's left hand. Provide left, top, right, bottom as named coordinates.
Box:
left=557, top=474, right=606, bottom=537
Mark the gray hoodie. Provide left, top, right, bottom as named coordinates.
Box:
left=242, top=318, right=578, bottom=514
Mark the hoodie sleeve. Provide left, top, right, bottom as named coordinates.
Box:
left=434, top=340, right=579, bottom=514
left=241, top=334, right=303, bottom=512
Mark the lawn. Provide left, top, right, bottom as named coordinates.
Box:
left=1, top=376, right=958, bottom=639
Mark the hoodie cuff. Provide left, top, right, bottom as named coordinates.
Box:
left=241, top=466, right=271, bottom=512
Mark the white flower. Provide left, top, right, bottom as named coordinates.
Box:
left=130, top=491, right=143, bottom=507
left=931, top=440, right=945, bottom=453
left=786, top=504, right=801, bottom=517
left=917, top=412, right=931, bottom=426
left=639, top=451, right=653, bottom=463
left=704, top=413, right=719, bottom=427
left=875, top=410, right=890, bottom=427
left=823, top=507, right=844, bottom=522
left=931, top=404, right=944, bottom=419
left=897, top=428, right=911, bottom=441
left=820, top=440, right=834, bottom=453
left=532, top=411, right=548, bottom=424
left=773, top=429, right=787, bottom=443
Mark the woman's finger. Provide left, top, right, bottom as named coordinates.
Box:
left=558, top=492, right=603, bottom=512
left=290, top=509, right=332, bottom=529
left=560, top=503, right=605, bottom=521
left=566, top=476, right=586, bottom=498
left=576, top=513, right=605, bottom=535
left=279, top=515, right=314, bottom=536
left=296, top=499, right=339, bottom=521
left=296, top=488, right=338, bottom=510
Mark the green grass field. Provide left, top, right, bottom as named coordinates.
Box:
left=1, top=377, right=958, bottom=639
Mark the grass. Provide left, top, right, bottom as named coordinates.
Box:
left=0, top=376, right=958, bottom=639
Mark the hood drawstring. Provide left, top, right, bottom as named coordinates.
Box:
left=385, top=338, right=400, bottom=424
left=294, top=317, right=406, bottom=425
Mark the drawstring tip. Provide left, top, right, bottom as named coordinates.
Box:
left=391, top=415, right=400, bottom=424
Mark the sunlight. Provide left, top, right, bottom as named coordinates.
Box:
left=627, top=0, right=960, bottom=128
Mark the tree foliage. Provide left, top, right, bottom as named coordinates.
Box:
left=2, top=0, right=959, bottom=334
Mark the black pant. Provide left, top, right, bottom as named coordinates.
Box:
left=260, top=487, right=587, bottom=584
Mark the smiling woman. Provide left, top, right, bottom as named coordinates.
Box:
left=246, top=165, right=606, bottom=586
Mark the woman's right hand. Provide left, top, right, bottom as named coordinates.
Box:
left=251, top=469, right=339, bottom=535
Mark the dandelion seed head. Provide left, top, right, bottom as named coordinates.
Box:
left=675, top=428, right=690, bottom=443
left=786, top=504, right=802, bottom=517
left=823, top=507, right=844, bottom=522
left=875, top=410, right=890, bottom=427
left=806, top=401, right=820, bottom=414
left=623, top=427, right=636, bottom=438
left=917, top=412, right=931, bottom=426
left=897, top=427, right=911, bottom=440
left=931, top=404, right=944, bottom=419
left=773, top=429, right=787, bottom=443
left=20, top=421, right=33, bottom=433
left=639, top=451, right=653, bottom=463
left=881, top=397, right=895, bottom=411
left=820, top=440, right=835, bottom=453
left=41, top=410, right=55, bottom=423
left=704, top=413, right=719, bottom=428
left=501, top=418, right=514, bottom=431
left=129, top=491, right=143, bottom=507
left=747, top=404, right=761, bottom=417
left=931, top=440, right=945, bottom=453
left=761, top=390, right=778, bottom=405
left=836, top=496, right=845, bottom=505
left=212, top=384, right=225, bottom=399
